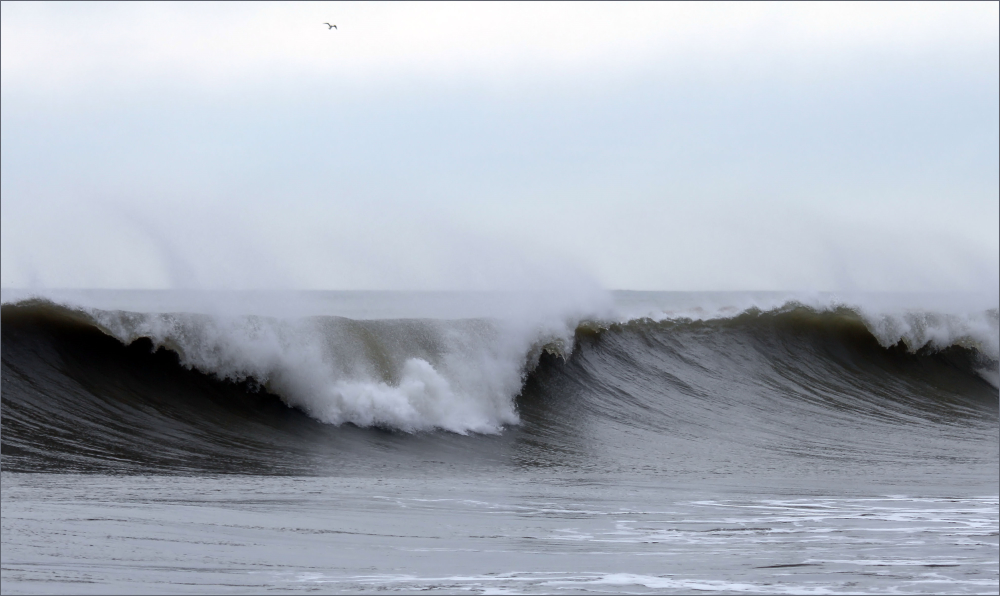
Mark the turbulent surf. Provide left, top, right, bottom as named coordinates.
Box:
left=2, top=292, right=996, bottom=479
left=4, top=290, right=998, bottom=594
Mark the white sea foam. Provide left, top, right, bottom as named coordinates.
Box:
left=88, top=312, right=489, bottom=433
left=616, top=291, right=1000, bottom=367
left=78, top=289, right=608, bottom=434
left=291, top=570, right=840, bottom=594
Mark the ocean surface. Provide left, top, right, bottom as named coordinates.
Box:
left=2, top=289, right=998, bottom=594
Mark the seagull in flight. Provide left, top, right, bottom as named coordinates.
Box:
left=324, top=23, right=337, bottom=30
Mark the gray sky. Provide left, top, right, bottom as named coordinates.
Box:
left=2, top=1, right=997, bottom=291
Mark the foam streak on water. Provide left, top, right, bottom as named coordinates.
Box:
left=2, top=474, right=997, bottom=595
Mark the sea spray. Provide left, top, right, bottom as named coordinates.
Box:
left=82, top=291, right=609, bottom=433
left=4, top=290, right=994, bottom=436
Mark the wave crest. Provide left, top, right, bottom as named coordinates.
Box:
left=858, top=307, right=999, bottom=361
left=4, top=293, right=995, bottom=437
left=86, top=308, right=580, bottom=434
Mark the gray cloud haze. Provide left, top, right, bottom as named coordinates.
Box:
left=2, top=2, right=997, bottom=291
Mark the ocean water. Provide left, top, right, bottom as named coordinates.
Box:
left=2, top=290, right=998, bottom=594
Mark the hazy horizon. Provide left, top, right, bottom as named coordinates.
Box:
left=2, top=1, right=997, bottom=292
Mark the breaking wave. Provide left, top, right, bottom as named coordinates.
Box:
left=1, top=292, right=996, bottom=474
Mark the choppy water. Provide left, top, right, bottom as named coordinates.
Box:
left=2, top=290, right=997, bottom=593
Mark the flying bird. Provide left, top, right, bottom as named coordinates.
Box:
left=324, top=23, right=337, bottom=29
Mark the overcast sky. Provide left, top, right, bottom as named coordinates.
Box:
left=2, top=1, right=997, bottom=291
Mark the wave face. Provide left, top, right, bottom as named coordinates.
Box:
left=1, top=293, right=997, bottom=481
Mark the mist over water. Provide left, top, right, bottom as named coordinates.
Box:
left=2, top=198, right=998, bottom=594
left=4, top=8, right=998, bottom=294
